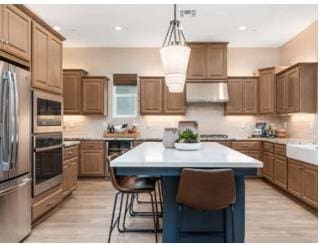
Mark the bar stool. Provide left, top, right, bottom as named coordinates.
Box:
left=176, top=168, right=236, bottom=242
left=107, top=154, right=159, bottom=243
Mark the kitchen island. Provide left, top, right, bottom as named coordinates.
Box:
left=111, top=142, right=263, bottom=243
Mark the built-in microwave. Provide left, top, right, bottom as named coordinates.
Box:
left=33, top=91, right=63, bottom=133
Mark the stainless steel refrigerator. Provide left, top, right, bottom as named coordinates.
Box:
left=0, top=61, right=32, bottom=242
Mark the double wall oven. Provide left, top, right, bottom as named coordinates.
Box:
left=32, top=91, right=63, bottom=197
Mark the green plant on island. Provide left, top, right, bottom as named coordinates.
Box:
left=176, top=128, right=200, bottom=143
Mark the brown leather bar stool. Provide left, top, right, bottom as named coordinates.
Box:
left=176, top=168, right=236, bottom=242
left=107, top=154, right=159, bottom=243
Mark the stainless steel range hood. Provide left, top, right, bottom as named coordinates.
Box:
left=186, top=82, right=229, bottom=103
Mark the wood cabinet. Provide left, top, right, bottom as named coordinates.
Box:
left=32, top=185, right=63, bottom=222
left=288, top=159, right=304, bottom=199
left=225, top=77, right=258, bottom=114
left=288, top=159, right=318, bottom=208
left=63, top=69, right=88, bottom=114
left=32, top=21, right=63, bottom=94
left=140, top=77, right=186, bottom=115
left=263, top=151, right=274, bottom=182
left=163, top=84, right=186, bottom=114
left=0, top=5, right=31, bottom=62
left=82, top=76, right=108, bottom=115
left=187, top=42, right=227, bottom=80
left=276, top=63, right=317, bottom=114
left=273, top=155, right=287, bottom=190
left=48, top=35, right=63, bottom=94
left=62, top=145, right=79, bottom=199
left=302, top=164, right=318, bottom=208
left=79, top=141, right=105, bottom=177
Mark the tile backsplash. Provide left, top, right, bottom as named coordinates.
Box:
left=63, top=104, right=317, bottom=143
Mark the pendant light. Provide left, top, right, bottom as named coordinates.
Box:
left=160, top=4, right=190, bottom=93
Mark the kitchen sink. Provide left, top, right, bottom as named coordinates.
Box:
left=286, top=144, right=318, bottom=165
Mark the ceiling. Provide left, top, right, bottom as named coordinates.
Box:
left=27, top=4, right=318, bottom=48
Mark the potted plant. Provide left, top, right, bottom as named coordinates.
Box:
left=174, top=128, right=201, bottom=151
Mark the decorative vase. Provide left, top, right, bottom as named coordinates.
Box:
left=162, top=128, right=178, bottom=148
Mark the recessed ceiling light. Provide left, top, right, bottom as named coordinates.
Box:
left=238, top=26, right=247, bottom=31
left=53, top=25, right=61, bottom=31
left=114, top=26, right=122, bottom=31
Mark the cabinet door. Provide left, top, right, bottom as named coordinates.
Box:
left=69, top=157, right=78, bottom=192
left=246, top=150, right=260, bottom=160
left=287, top=159, right=303, bottom=199
left=274, top=155, right=287, bottom=190
left=63, top=71, right=82, bottom=114
left=140, top=78, right=163, bottom=114
left=62, top=163, right=71, bottom=198
left=3, top=5, right=31, bottom=61
left=225, top=79, right=243, bottom=114
left=302, top=164, right=317, bottom=208
left=0, top=5, right=3, bottom=47
left=163, top=85, right=185, bottom=114
left=48, top=35, right=63, bottom=94
left=32, top=22, right=49, bottom=91
left=82, top=78, right=104, bottom=114
left=80, top=149, right=105, bottom=177
left=286, top=67, right=300, bottom=113
left=259, top=69, right=275, bottom=113
left=187, top=45, right=207, bottom=80
left=206, top=44, right=227, bottom=79
left=263, top=152, right=274, bottom=182
left=276, top=73, right=287, bottom=113
left=243, top=79, right=258, bottom=113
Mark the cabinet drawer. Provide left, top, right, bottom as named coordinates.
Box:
left=81, top=141, right=104, bottom=150
left=263, top=142, right=274, bottom=153
left=64, top=146, right=79, bottom=160
left=274, top=144, right=286, bottom=156
left=232, top=141, right=260, bottom=150
left=32, top=188, right=63, bottom=221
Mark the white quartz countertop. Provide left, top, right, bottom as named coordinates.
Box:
left=63, top=141, right=81, bottom=147
left=111, top=142, right=263, bottom=168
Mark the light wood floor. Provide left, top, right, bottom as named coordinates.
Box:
left=24, top=178, right=318, bottom=243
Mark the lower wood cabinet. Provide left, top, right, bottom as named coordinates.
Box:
left=79, top=141, right=105, bottom=177
left=288, top=159, right=304, bottom=199
left=62, top=145, right=79, bottom=198
left=32, top=185, right=63, bottom=222
left=273, top=155, right=287, bottom=190
left=263, top=151, right=274, bottom=182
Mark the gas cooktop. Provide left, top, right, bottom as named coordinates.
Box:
left=200, top=134, right=229, bottom=139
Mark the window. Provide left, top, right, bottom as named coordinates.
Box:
left=113, top=85, right=137, bottom=117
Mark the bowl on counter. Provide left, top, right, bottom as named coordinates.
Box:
left=174, top=142, right=202, bottom=151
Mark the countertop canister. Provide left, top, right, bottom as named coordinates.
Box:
left=162, top=128, right=178, bottom=148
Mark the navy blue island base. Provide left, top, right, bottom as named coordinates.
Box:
left=116, top=167, right=257, bottom=243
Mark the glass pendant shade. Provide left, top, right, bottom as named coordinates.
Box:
left=160, top=4, right=190, bottom=93
left=160, top=45, right=190, bottom=93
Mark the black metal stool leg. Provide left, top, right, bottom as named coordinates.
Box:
left=176, top=204, right=182, bottom=241
left=116, top=193, right=125, bottom=233
left=231, top=205, right=235, bottom=242
left=108, top=192, right=120, bottom=243
left=149, top=192, right=158, bottom=243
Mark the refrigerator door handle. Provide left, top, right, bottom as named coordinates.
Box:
left=0, top=71, right=11, bottom=171
left=7, top=71, right=15, bottom=169
left=10, top=72, right=19, bottom=167
left=0, top=177, right=31, bottom=196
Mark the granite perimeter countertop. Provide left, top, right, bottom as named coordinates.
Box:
left=64, top=136, right=315, bottom=145
left=63, top=140, right=81, bottom=147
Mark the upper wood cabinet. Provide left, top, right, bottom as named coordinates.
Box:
left=0, top=5, right=31, bottom=63
left=258, top=67, right=285, bottom=114
left=140, top=77, right=186, bottom=115
left=32, top=21, right=64, bottom=94
left=63, top=69, right=88, bottom=114
left=225, top=77, right=258, bottom=115
left=82, top=76, right=108, bottom=115
left=140, top=77, right=163, bottom=114
left=187, top=42, right=228, bottom=81
left=48, top=35, right=63, bottom=94
left=276, top=63, right=317, bottom=114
